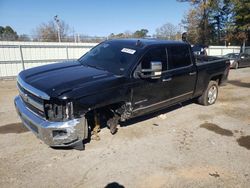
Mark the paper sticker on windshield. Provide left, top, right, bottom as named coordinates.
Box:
left=121, top=48, right=136, bottom=54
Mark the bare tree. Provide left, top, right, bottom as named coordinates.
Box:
left=155, top=23, right=178, bottom=40
left=124, top=30, right=133, bottom=38
left=34, top=20, right=70, bottom=42
left=181, top=9, right=201, bottom=44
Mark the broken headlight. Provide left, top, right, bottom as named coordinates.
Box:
left=44, top=101, right=74, bottom=121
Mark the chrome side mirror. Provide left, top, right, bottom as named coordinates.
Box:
left=150, top=61, right=162, bottom=79
left=141, top=61, right=162, bottom=79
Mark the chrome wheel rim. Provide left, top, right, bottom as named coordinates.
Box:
left=208, top=85, right=217, bottom=104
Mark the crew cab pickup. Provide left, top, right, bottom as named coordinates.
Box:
left=14, top=39, right=230, bottom=149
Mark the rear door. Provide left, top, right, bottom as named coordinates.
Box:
left=166, top=45, right=197, bottom=103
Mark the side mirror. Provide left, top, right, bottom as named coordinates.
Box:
left=140, top=61, right=162, bottom=79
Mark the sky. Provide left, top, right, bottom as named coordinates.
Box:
left=0, top=0, right=190, bottom=37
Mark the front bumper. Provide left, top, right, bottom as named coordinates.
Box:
left=14, top=96, right=88, bottom=147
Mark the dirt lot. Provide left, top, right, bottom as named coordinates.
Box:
left=0, top=68, right=250, bottom=188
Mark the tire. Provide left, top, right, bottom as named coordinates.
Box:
left=198, top=80, right=218, bottom=106
left=234, top=62, right=239, bottom=69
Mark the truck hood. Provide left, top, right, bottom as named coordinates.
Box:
left=19, top=61, right=121, bottom=98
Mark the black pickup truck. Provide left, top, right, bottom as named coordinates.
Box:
left=14, top=39, right=230, bottom=149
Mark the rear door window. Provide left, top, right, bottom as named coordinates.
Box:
left=167, top=45, right=192, bottom=70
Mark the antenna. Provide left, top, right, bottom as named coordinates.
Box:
left=136, top=40, right=143, bottom=47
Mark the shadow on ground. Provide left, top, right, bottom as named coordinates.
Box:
left=228, top=80, right=250, bottom=88
left=0, top=123, right=28, bottom=134
left=104, top=182, right=125, bottom=188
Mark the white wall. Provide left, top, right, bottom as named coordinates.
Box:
left=207, top=46, right=240, bottom=56
left=0, top=41, right=97, bottom=77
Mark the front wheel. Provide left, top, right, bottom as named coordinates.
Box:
left=198, top=80, right=218, bottom=106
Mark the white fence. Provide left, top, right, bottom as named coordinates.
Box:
left=0, top=41, right=97, bottom=78
left=0, top=41, right=241, bottom=78
left=207, top=46, right=241, bottom=56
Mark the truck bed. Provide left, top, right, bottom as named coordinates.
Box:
left=194, top=55, right=230, bottom=97
left=195, top=55, right=227, bottom=64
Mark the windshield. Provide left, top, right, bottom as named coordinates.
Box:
left=78, top=41, right=138, bottom=75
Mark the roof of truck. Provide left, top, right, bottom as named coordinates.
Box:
left=107, top=38, right=188, bottom=48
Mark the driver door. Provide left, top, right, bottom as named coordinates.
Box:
left=131, top=46, right=171, bottom=114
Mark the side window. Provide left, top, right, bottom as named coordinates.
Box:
left=141, top=47, right=167, bottom=70
left=167, top=45, right=191, bottom=70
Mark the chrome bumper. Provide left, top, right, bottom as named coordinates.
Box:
left=14, top=96, right=88, bottom=147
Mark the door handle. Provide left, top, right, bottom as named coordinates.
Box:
left=189, top=72, right=196, bottom=76
left=162, top=77, right=172, bottom=82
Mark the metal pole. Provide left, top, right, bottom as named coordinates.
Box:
left=77, top=34, right=80, bottom=43
left=74, top=34, right=77, bottom=43
left=66, top=46, right=69, bottom=60
left=54, top=15, right=61, bottom=43
left=19, top=45, right=25, bottom=70
left=57, top=25, right=61, bottom=43
left=242, top=40, right=246, bottom=53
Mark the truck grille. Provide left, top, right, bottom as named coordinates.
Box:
left=17, top=82, right=45, bottom=118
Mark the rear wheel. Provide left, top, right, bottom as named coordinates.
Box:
left=198, top=80, right=218, bottom=106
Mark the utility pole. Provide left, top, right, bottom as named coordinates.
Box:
left=77, top=34, right=80, bottom=43
left=54, top=15, right=61, bottom=42
left=74, top=34, right=77, bottom=43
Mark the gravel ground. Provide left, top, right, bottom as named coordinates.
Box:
left=0, top=68, right=250, bottom=188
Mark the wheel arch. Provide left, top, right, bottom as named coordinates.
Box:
left=210, top=74, right=223, bottom=86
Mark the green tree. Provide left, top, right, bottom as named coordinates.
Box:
left=230, top=0, right=250, bottom=45
left=0, top=26, right=4, bottom=35
left=133, top=29, right=149, bottom=38
left=108, top=29, right=148, bottom=39
left=208, top=0, right=233, bottom=45
left=108, top=32, right=129, bottom=39
left=0, top=26, right=18, bottom=41
left=178, top=0, right=250, bottom=45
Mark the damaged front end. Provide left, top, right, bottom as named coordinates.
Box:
left=14, top=76, right=89, bottom=149
left=44, top=100, right=74, bottom=122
